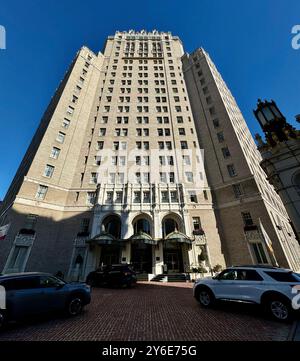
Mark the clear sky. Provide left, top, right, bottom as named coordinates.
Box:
left=0, top=0, right=299, bottom=200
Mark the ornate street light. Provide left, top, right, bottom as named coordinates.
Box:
left=254, top=99, right=286, bottom=130
left=253, top=99, right=297, bottom=145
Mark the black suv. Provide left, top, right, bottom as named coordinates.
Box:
left=86, top=264, right=137, bottom=288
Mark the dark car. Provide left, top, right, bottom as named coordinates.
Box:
left=0, top=272, right=91, bottom=329
left=86, top=264, right=137, bottom=288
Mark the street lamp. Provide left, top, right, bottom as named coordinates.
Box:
left=253, top=99, right=286, bottom=130
left=253, top=99, right=293, bottom=144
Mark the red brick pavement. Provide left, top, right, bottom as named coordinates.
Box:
left=0, top=282, right=291, bottom=341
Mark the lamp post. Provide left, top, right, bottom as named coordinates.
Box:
left=253, top=99, right=297, bottom=146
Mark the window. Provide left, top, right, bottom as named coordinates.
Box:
left=56, top=132, right=65, bottom=143
left=264, top=271, right=299, bottom=282
left=213, top=118, right=219, bottom=128
left=135, top=172, right=141, bottom=183
left=177, top=116, right=183, bottom=124
left=99, top=128, right=106, bottom=136
left=166, top=141, right=172, bottom=150
left=143, top=191, right=150, bottom=203
left=169, top=172, right=175, bottom=183
left=170, top=191, right=178, bottom=203
left=160, top=172, right=167, bottom=183
left=94, top=156, right=101, bottom=166
left=185, top=172, right=194, bottom=182
left=227, top=164, right=237, bottom=177
left=221, top=147, right=231, bottom=158
left=44, top=164, right=54, bottom=178
left=233, top=184, right=243, bottom=198
left=90, top=173, right=98, bottom=184
left=72, top=95, right=78, bottom=104
left=143, top=172, right=150, bottom=183
left=189, top=192, right=198, bottom=203
left=192, top=217, right=201, bottom=231
left=161, top=191, right=169, bottom=203
left=241, top=212, right=253, bottom=226
left=179, top=128, right=185, bottom=136
left=134, top=191, right=141, bottom=203
left=50, top=147, right=60, bottom=159
left=35, top=185, right=48, bottom=200
left=209, top=107, right=216, bottom=116
left=80, top=218, right=90, bottom=233
left=217, top=132, right=224, bottom=143
left=167, top=156, right=174, bottom=165
left=97, top=141, right=104, bottom=150
left=251, top=243, right=268, bottom=264
left=181, top=141, right=188, bottom=149
left=87, top=192, right=96, bottom=205
left=115, top=191, right=123, bottom=203
left=119, top=156, right=126, bottom=166
left=62, top=118, right=70, bottom=129
left=101, top=116, right=108, bottom=124
left=67, top=106, right=74, bottom=115
left=105, top=192, right=113, bottom=204
left=182, top=155, right=191, bottom=165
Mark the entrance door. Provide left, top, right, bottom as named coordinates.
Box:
left=165, top=252, right=180, bottom=272
left=100, top=246, right=120, bottom=266
left=131, top=243, right=152, bottom=273
left=163, top=242, right=184, bottom=273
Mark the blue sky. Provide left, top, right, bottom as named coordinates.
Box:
left=0, top=0, right=299, bottom=200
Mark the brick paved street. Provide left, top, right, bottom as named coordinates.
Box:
left=0, top=282, right=292, bottom=341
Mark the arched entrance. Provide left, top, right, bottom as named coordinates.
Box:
left=162, top=214, right=186, bottom=273
left=131, top=215, right=153, bottom=273
left=99, top=214, right=122, bottom=265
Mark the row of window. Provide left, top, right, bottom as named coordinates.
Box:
left=102, top=105, right=188, bottom=113
left=92, top=154, right=193, bottom=167
left=104, top=79, right=183, bottom=86
left=97, top=127, right=193, bottom=137
left=99, top=115, right=189, bottom=124
left=44, top=62, right=90, bottom=180
left=95, top=140, right=196, bottom=151
left=108, top=96, right=184, bottom=102
left=196, top=65, right=236, bottom=179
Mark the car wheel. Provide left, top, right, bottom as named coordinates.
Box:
left=265, top=296, right=292, bottom=322
left=66, top=296, right=83, bottom=317
left=195, top=287, right=215, bottom=308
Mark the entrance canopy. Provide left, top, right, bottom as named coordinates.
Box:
left=130, top=231, right=157, bottom=245
left=86, top=232, right=124, bottom=246
left=164, top=231, right=193, bottom=245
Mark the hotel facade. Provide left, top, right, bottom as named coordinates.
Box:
left=1, top=30, right=299, bottom=281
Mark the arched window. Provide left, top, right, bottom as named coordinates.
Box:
left=133, top=218, right=151, bottom=235
left=101, top=215, right=121, bottom=239
left=162, top=218, right=178, bottom=238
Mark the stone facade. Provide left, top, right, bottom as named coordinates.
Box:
left=0, top=31, right=299, bottom=281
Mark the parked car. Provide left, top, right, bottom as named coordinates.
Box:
left=0, top=272, right=91, bottom=329
left=193, top=265, right=300, bottom=322
left=86, top=264, right=137, bottom=288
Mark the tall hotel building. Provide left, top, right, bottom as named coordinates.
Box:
left=0, top=30, right=299, bottom=280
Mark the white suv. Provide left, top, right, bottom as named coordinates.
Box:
left=193, top=265, right=300, bottom=321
